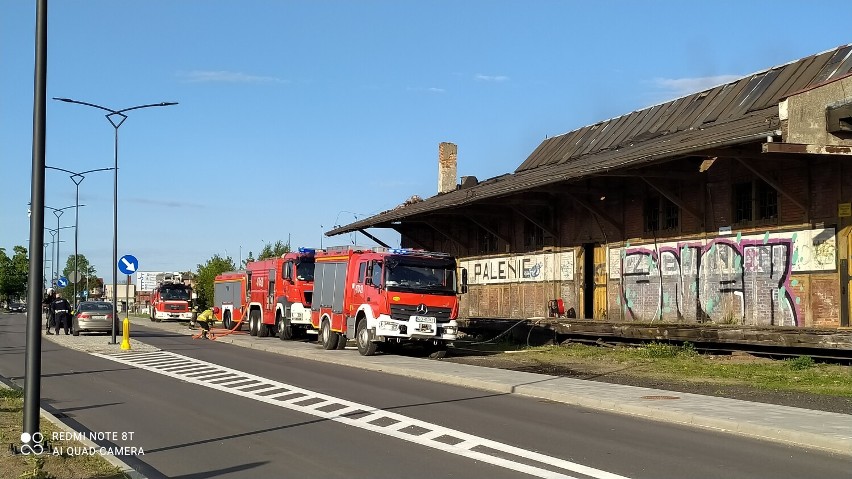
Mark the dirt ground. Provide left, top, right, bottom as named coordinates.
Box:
left=442, top=350, right=852, bottom=415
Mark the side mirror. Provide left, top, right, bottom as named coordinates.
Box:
left=460, top=268, right=468, bottom=294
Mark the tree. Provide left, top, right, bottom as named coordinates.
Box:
left=0, top=246, right=29, bottom=302
left=194, top=254, right=236, bottom=310
left=61, top=254, right=97, bottom=300
left=258, top=240, right=290, bottom=260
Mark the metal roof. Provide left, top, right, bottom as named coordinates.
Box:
left=329, top=44, right=852, bottom=237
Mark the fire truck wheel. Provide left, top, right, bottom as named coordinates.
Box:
left=258, top=320, right=270, bottom=337
left=320, top=320, right=338, bottom=350
left=356, top=320, right=377, bottom=356
left=336, top=333, right=347, bottom=350
left=278, top=316, right=294, bottom=341
left=249, top=310, right=260, bottom=336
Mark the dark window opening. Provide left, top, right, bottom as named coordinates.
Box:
left=478, top=230, right=498, bottom=254
left=644, top=197, right=679, bottom=233
left=734, top=179, right=777, bottom=223
left=523, top=219, right=543, bottom=249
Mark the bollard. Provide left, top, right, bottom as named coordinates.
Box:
left=120, top=317, right=131, bottom=350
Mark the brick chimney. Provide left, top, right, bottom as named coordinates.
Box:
left=438, top=142, right=457, bottom=194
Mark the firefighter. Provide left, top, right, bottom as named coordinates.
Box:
left=195, top=307, right=218, bottom=339
left=49, top=290, right=72, bottom=335
left=43, top=288, right=56, bottom=333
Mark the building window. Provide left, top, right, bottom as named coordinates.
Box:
left=523, top=219, right=543, bottom=249
left=644, top=197, right=679, bottom=233
left=734, top=179, right=777, bottom=223
left=478, top=230, right=498, bottom=254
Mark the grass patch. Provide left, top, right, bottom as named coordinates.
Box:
left=506, top=343, right=852, bottom=397
left=1, top=386, right=130, bottom=479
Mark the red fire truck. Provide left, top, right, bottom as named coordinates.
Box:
left=245, top=248, right=316, bottom=339
left=149, top=273, right=193, bottom=322
left=213, top=271, right=248, bottom=329
left=311, top=246, right=465, bottom=357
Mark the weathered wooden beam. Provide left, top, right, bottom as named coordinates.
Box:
left=762, top=142, right=852, bottom=156
left=390, top=225, right=430, bottom=250
left=734, top=157, right=809, bottom=214
left=510, top=205, right=558, bottom=238
left=357, top=229, right=389, bottom=248
left=641, top=177, right=703, bottom=224
left=467, top=216, right=511, bottom=244
left=413, top=220, right=467, bottom=250
left=563, top=192, right=624, bottom=236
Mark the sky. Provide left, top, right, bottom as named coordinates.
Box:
left=1, top=1, right=850, bottom=284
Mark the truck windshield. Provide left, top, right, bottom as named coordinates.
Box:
left=384, top=260, right=457, bottom=295
left=160, top=286, right=191, bottom=301
left=296, top=261, right=315, bottom=282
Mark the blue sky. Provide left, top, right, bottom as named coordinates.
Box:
left=2, top=1, right=849, bottom=283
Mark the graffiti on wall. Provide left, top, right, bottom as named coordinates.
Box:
left=608, top=228, right=836, bottom=326
left=460, top=250, right=575, bottom=284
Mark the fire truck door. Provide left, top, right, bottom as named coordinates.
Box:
left=351, top=261, right=368, bottom=314
left=267, top=269, right=275, bottom=311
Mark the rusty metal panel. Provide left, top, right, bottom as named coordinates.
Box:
left=552, top=128, right=591, bottom=165
left=612, top=107, right=657, bottom=148
left=629, top=104, right=671, bottom=142
left=739, top=69, right=782, bottom=115
left=599, top=110, right=645, bottom=151
left=751, top=64, right=801, bottom=110
left=647, top=98, right=685, bottom=134
left=701, top=77, right=753, bottom=124
left=657, top=93, right=702, bottom=133
left=811, top=46, right=852, bottom=85
left=786, top=49, right=836, bottom=94
left=833, top=49, right=852, bottom=80
left=680, top=87, right=724, bottom=129
left=516, top=137, right=558, bottom=172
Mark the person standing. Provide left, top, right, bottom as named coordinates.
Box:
left=43, top=288, right=56, bottom=333
left=49, top=291, right=72, bottom=335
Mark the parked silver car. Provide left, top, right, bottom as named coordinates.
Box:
left=72, top=301, right=118, bottom=336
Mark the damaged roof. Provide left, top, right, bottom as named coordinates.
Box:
left=329, top=44, right=852, bottom=237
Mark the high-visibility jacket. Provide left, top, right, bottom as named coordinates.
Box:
left=197, top=308, right=215, bottom=324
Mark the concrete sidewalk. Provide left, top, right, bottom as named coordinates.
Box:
left=114, top=317, right=852, bottom=457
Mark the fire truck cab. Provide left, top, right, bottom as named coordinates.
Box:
left=245, top=248, right=315, bottom=339
left=311, top=246, right=464, bottom=356
left=149, top=273, right=193, bottom=322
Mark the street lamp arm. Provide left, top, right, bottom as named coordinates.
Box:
left=116, top=102, right=178, bottom=114
left=46, top=166, right=115, bottom=176
left=52, top=97, right=117, bottom=114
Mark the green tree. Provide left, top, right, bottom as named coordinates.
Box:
left=61, top=254, right=97, bottom=300
left=0, top=246, right=29, bottom=302
left=194, top=254, right=236, bottom=310
left=258, top=240, right=290, bottom=260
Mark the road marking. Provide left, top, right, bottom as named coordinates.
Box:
left=94, top=350, right=632, bottom=479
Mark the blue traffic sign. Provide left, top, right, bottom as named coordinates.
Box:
left=118, top=254, right=139, bottom=275
left=57, top=277, right=68, bottom=287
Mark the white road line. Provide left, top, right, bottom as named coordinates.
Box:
left=95, top=350, right=632, bottom=479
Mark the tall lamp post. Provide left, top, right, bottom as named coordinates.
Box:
left=45, top=205, right=82, bottom=289
left=47, top=166, right=113, bottom=309
left=53, top=98, right=177, bottom=344
left=44, top=227, right=70, bottom=287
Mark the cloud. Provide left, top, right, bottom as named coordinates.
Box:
left=407, top=86, right=446, bottom=93
left=178, top=70, right=286, bottom=84
left=475, top=74, right=509, bottom=82
left=127, top=197, right=205, bottom=209
left=652, top=74, right=741, bottom=97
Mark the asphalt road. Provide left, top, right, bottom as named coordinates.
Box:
left=1, top=312, right=850, bottom=479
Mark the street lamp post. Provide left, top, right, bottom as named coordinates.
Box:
left=47, top=166, right=113, bottom=309
left=45, top=205, right=82, bottom=289
left=44, top=226, right=70, bottom=287
left=53, top=98, right=177, bottom=344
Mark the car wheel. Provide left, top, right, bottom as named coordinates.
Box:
left=320, top=319, right=338, bottom=350
left=72, top=319, right=80, bottom=336
left=428, top=344, right=448, bottom=359
left=356, top=320, right=377, bottom=356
